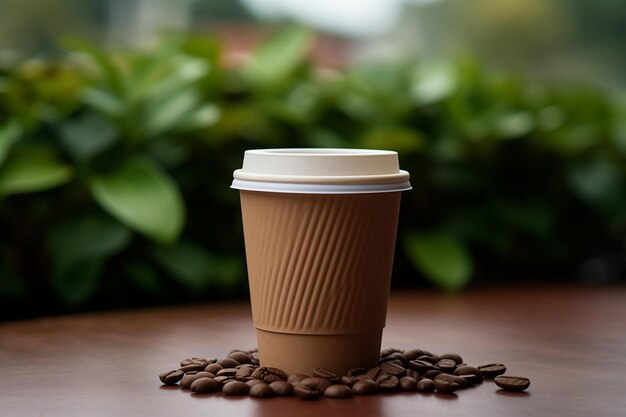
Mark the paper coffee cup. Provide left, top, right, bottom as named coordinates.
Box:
left=232, top=149, right=411, bottom=376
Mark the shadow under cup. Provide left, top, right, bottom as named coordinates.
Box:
left=232, top=149, right=411, bottom=376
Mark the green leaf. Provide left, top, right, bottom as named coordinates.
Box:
left=58, top=112, right=117, bottom=160
left=63, top=39, right=125, bottom=94
left=90, top=157, right=185, bottom=244
left=141, top=58, right=209, bottom=105
left=50, top=259, right=103, bottom=306
left=0, top=148, right=73, bottom=196
left=0, top=119, right=23, bottom=167
left=411, top=63, right=456, bottom=105
left=81, top=88, right=125, bottom=118
left=139, top=58, right=213, bottom=136
left=243, top=26, right=313, bottom=88
left=174, top=104, right=220, bottom=132
left=143, top=89, right=202, bottom=137
left=404, top=231, right=473, bottom=292
left=152, top=240, right=214, bottom=290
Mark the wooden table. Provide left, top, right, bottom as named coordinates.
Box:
left=1, top=286, right=624, bottom=417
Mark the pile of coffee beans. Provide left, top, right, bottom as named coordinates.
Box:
left=158, top=347, right=531, bottom=400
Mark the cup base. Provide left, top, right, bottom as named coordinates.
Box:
left=256, top=328, right=382, bottom=376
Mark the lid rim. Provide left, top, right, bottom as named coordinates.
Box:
left=233, top=169, right=410, bottom=185
left=231, top=179, right=412, bottom=194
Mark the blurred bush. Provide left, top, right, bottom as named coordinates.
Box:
left=1, top=27, right=625, bottom=319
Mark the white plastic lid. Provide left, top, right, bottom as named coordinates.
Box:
left=231, top=148, right=411, bottom=194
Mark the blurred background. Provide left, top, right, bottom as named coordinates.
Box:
left=0, top=0, right=625, bottom=320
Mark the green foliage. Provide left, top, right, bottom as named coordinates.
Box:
left=89, top=157, right=185, bottom=244
left=1, top=27, right=625, bottom=318
left=404, top=232, right=473, bottom=292
left=0, top=147, right=73, bottom=196
left=243, top=26, right=313, bottom=88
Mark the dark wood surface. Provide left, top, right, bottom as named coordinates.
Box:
left=1, top=286, right=625, bottom=417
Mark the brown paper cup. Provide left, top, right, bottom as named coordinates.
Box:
left=239, top=190, right=402, bottom=375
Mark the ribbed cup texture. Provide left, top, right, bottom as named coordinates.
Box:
left=240, top=191, right=401, bottom=335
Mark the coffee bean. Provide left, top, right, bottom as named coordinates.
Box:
left=403, top=349, right=426, bottom=360
left=222, top=381, right=250, bottom=396
left=159, top=369, right=184, bottom=385
left=227, top=351, right=252, bottom=364
left=454, top=366, right=484, bottom=383
left=251, top=367, right=287, bottom=383
left=180, top=374, right=196, bottom=389
left=287, top=374, right=309, bottom=385
left=416, top=378, right=435, bottom=392
left=217, top=358, right=240, bottom=368
left=494, top=375, right=530, bottom=392
left=352, top=379, right=378, bottom=395
left=381, top=358, right=404, bottom=368
left=433, top=379, right=459, bottom=394
left=324, top=384, right=353, bottom=399
left=408, top=359, right=433, bottom=373
left=347, top=367, right=367, bottom=377
left=435, top=359, right=457, bottom=373
left=435, top=373, right=469, bottom=389
left=377, top=375, right=399, bottom=392
left=179, top=364, right=206, bottom=373
left=399, top=376, right=418, bottom=391
left=190, top=377, right=220, bottom=394
left=191, top=358, right=210, bottom=367
left=246, top=379, right=265, bottom=387
left=405, top=369, right=421, bottom=380
left=478, top=363, right=507, bottom=379
left=424, top=370, right=442, bottom=379
left=204, top=364, right=222, bottom=374
left=417, top=355, right=437, bottom=364
left=459, top=374, right=481, bottom=385
left=269, top=381, right=294, bottom=396
left=216, top=368, right=238, bottom=377
left=313, top=368, right=340, bottom=383
left=213, top=376, right=233, bottom=385
left=300, top=377, right=331, bottom=393
left=380, top=361, right=406, bottom=377
left=166, top=348, right=530, bottom=401
left=181, top=357, right=212, bottom=367
left=293, top=383, right=321, bottom=400
left=422, top=351, right=438, bottom=360
left=380, top=352, right=409, bottom=366
left=366, top=367, right=386, bottom=380
left=235, top=366, right=255, bottom=381
left=180, top=372, right=214, bottom=389
left=293, top=377, right=330, bottom=400
left=249, top=382, right=275, bottom=398
left=439, top=353, right=463, bottom=364
left=341, top=376, right=357, bottom=386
